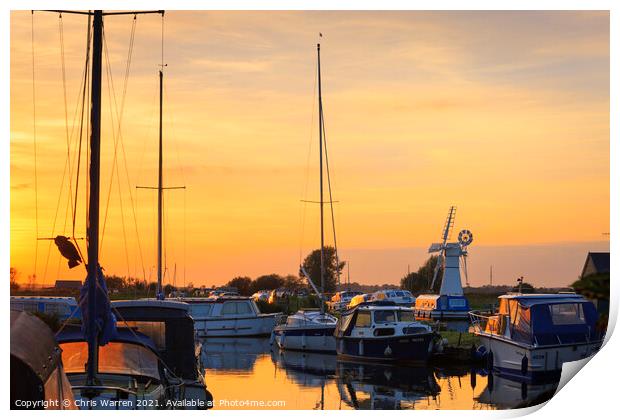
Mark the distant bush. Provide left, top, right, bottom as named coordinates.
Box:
left=255, top=300, right=284, bottom=314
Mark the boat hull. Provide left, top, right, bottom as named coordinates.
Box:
left=272, top=326, right=336, bottom=353
left=477, top=334, right=603, bottom=382
left=336, top=333, right=435, bottom=362
left=193, top=315, right=277, bottom=337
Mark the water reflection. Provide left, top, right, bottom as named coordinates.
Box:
left=200, top=337, right=558, bottom=410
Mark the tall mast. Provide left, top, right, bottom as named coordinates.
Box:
left=86, top=9, right=103, bottom=385
left=317, top=43, right=325, bottom=313
left=157, top=69, right=163, bottom=300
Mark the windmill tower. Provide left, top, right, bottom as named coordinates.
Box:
left=428, top=206, right=474, bottom=296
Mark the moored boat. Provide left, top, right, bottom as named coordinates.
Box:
left=272, top=310, right=338, bottom=353
left=335, top=301, right=436, bottom=362
left=180, top=296, right=279, bottom=337
left=11, top=310, right=77, bottom=410
left=469, top=293, right=603, bottom=382
left=111, top=299, right=213, bottom=408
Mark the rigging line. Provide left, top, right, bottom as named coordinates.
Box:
left=299, top=56, right=318, bottom=266
left=115, top=150, right=132, bottom=279
left=99, top=19, right=136, bottom=255
left=321, top=97, right=341, bottom=286
left=113, top=18, right=147, bottom=282
left=183, top=187, right=186, bottom=288
left=31, top=11, right=39, bottom=284
left=72, top=12, right=92, bottom=262
left=59, top=13, right=76, bottom=235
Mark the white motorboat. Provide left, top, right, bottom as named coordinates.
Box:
left=272, top=310, right=338, bottom=353
left=180, top=296, right=279, bottom=337
left=470, top=293, right=603, bottom=382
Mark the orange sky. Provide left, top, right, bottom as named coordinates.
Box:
left=10, top=11, right=609, bottom=287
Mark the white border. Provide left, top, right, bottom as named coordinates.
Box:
left=3, top=1, right=617, bottom=419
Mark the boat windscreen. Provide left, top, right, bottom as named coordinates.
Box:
left=60, top=342, right=161, bottom=380
left=397, top=310, right=416, bottom=323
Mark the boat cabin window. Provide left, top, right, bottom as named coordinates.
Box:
left=355, top=311, right=372, bottom=328
left=222, top=301, right=253, bottom=315
left=395, top=291, right=404, bottom=297
left=550, top=303, right=586, bottom=325
left=60, top=341, right=161, bottom=380
left=124, top=321, right=166, bottom=350
left=373, top=310, right=397, bottom=324
left=397, top=310, right=416, bottom=323
left=190, top=303, right=213, bottom=317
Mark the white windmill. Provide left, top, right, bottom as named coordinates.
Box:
left=428, top=206, right=474, bottom=296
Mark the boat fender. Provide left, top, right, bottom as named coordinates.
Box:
left=521, top=355, right=528, bottom=376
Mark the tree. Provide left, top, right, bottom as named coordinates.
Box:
left=299, top=246, right=345, bottom=293
left=10, top=267, right=20, bottom=291
left=571, top=273, right=609, bottom=301
left=283, top=274, right=305, bottom=291
left=511, top=280, right=536, bottom=293
left=251, top=274, right=284, bottom=294
left=227, top=276, right=252, bottom=296
left=105, top=274, right=127, bottom=290
left=401, top=256, right=443, bottom=294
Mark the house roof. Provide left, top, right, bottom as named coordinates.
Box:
left=582, top=252, right=610, bottom=276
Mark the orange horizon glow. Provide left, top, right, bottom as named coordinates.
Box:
left=10, top=11, right=609, bottom=288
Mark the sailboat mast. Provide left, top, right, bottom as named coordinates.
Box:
left=86, top=9, right=103, bottom=385
left=157, top=69, right=164, bottom=299
left=317, top=43, right=325, bottom=313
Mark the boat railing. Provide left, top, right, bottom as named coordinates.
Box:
left=469, top=311, right=503, bottom=336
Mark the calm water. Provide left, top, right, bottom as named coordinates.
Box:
left=200, top=337, right=559, bottom=410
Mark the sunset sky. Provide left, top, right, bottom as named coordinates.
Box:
left=10, top=11, right=609, bottom=287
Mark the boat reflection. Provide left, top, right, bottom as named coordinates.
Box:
left=199, top=337, right=557, bottom=410
left=336, top=361, right=440, bottom=409
left=475, top=374, right=559, bottom=409
left=201, top=337, right=271, bottom=371
left=270, top=349, right=337, bottom=387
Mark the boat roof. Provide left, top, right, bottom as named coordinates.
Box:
left=348, top=300, right=414, bottom=311
left=113, top=299, right=189, bottom=310
left=180, top=296, right=253, bottom=303
left=11, top=296, right=78, bottom=303
left=498, top=293, right=590, bottom=307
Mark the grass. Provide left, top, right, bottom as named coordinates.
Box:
left=439, top=330, right=480, bottom=348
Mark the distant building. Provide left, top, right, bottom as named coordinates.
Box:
left=54, top=280, right=82, bottom=290
left=580, top=252, right=610, bottom=278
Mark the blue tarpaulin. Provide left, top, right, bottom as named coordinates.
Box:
left=79, top=266, right=117, bottom=345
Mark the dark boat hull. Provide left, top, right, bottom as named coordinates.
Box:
left=336, top=333, right=435, bottom=362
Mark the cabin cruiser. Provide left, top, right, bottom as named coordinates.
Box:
left=328, top=291, right=362, bottom=312
left=347, top=293, right=373, bottom=309
left=179, top=296, right=279, bottom=337
left=271, top=310, right=338, bottom=353
left=10, top=296, right=81, bottom=321
left=334, top=301, right=436, bottom=362
left=11, top=310, right=77, bottom=410
left=112, top=299, right=213, bottom=408
left=372, top=289, right=415, bottom=307
left=469, top=293, right=603, bottom=382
